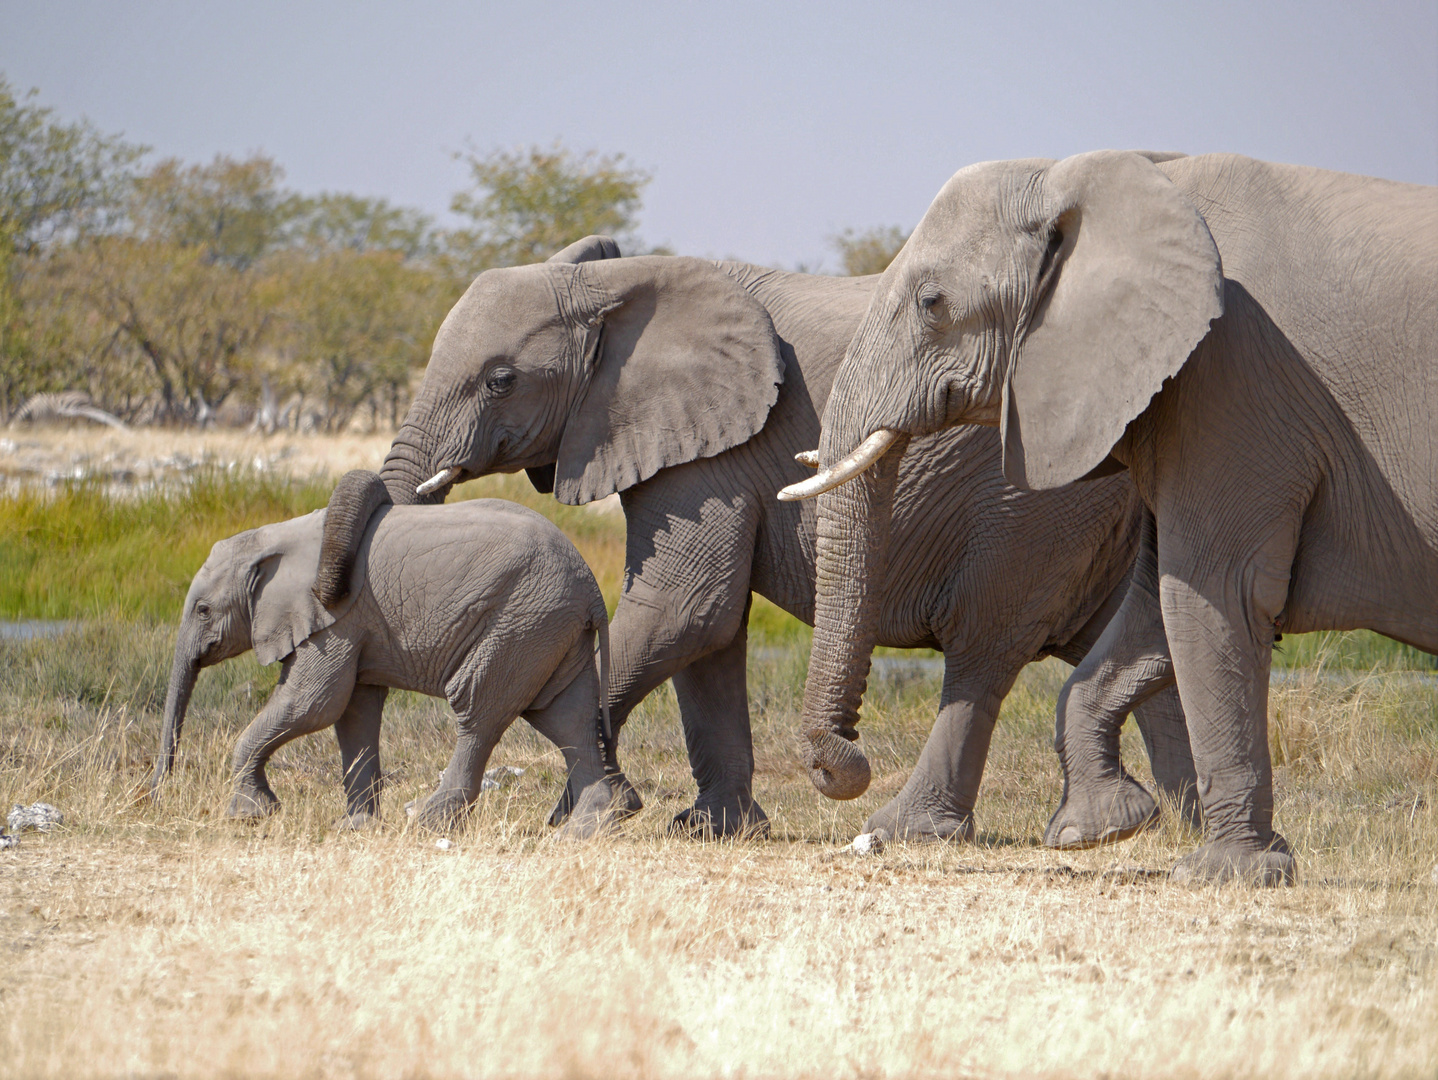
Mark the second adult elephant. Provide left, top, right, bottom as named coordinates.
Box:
left=319, top=238, right=1198, bottom=839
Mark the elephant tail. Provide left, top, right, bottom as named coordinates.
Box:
left=594, top=604, right=612, bottom=745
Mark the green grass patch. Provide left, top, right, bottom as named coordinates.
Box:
left=0, top=471, right=333, bottom=622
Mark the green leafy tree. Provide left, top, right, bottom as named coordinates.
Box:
left=832, top=225, right=910, bottom=276
left=285, top=192, right=437, bottom=260
left=443, top=144, right=651, bottom=278
left=127, top=154, right=293, bottom=270
left=0, top=75, right=143, bottom=418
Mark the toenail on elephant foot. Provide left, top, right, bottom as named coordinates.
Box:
left=1042, top=776, right=1158, bottom=850
left=863, top=798, right=975, bottom=845
left=670, top=796, right=770, bottom=840
left=1170, top=836, right=1295, bottom=887
left=227, top=789, right=279, bottom=820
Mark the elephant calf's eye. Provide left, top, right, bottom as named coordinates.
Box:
left=485, top=369, right=517, bottom=396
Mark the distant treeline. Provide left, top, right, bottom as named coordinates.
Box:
left=0, top=77, right=662, bottom=431
left=1, top=77, right=911, bottom=432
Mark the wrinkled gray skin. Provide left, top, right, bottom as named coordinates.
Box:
left=151, top=482, right=616, bottom=836
left=799, top=151, right=1437, bottom=883
left=318, top=237, right=1198, bottom=841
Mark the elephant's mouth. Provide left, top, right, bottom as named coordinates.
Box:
left=776, top=429, right=901, bottom=502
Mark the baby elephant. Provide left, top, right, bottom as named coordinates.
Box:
left=150, top=470, right=617, bottom=836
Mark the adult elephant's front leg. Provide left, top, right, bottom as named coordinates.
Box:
left=669, top=614, right=768, bottom=838
left=1160, top=514, right=1298, bottom=886
left=862, top=671, right=1008, bottom=844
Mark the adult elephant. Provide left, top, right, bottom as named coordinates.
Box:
left=319, top=236, right=1198, bottom=839
left=781, top=152, right=1437, bottom=882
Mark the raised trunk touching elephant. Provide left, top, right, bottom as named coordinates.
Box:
left=318, top=236, right=1200, bottom=841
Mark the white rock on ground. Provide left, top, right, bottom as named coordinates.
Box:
left=7, top=803, right=63, bottom=833
left=850, top=832, right=884, bottom=856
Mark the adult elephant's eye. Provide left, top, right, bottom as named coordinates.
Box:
left=917, top=288, right=948, bottom=327
left=486, top=368, right=517, bottom=396
left=194, top=603, right=211, bottom=621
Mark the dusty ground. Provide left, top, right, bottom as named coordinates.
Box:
left=1, top=628, right=1435, bottom=1079
left=0, top=425, right=1435, bottom=1078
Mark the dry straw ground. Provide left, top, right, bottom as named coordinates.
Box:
left=1, top=428, right=1436, bottom=1079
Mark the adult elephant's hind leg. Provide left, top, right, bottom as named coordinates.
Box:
left=669, top=620, right=769, bottom=838
left=1046, top=531, right=1176, bottom=850
left=1162, top=520, right=1297, bottom=886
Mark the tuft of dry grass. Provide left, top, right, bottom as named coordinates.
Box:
left=1, top=624, right=1435, bottom=1079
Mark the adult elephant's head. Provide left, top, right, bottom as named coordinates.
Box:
left=317, top=237, right=784, bottom=592
left=780, top=150, right=1224, bottom=801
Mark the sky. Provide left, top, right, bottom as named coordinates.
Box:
left=2, top=1, right=1434, bottom=270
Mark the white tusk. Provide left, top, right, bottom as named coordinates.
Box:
left=416, top=466, right=462, bottom=496
left=794, top=450, right=820, bottom=468
left=776, top=429, right=900, bottom=502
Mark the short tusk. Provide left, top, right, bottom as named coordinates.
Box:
left=416, top=466, right=462, bottom=496
left=794, top=450, right=820, bottom=468
left=776, top=429, right=900, bottom=502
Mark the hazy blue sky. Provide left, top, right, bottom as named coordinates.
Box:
left=2, top=1, right=1434, bottom=268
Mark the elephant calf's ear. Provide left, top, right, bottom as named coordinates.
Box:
left=314, top=469, right=391, bottom=606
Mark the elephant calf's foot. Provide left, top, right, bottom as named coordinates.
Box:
left=1043, top=773, right=1158, bottom=850
left=1170, top=836, right=1295, bottom=887
left=670, top=791, right=770, bottom=840
left=547, top=770, right=644, bottom=828
left=227, top=786, right=280, bottom=820
left=863, top=797, right=975, bottom=845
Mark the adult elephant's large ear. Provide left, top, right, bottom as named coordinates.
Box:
left=249, top=512, right=366, bottom=666
left=1002, top=150, right=1224, bottom=490
left=551, top=256, right=785, bottom=505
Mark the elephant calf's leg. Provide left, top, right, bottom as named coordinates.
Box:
left=526, top=648, right=618, bottom=840
left=333, top=684, right=388, bottom=829
left=229, top=652, right=355, bottom=819
left=669, top=625, right=769, bottom=839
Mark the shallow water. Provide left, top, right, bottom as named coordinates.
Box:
left=0, top=620, right=75, bottom=641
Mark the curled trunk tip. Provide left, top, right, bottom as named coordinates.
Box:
left=804, top=729, right=871, bottom=800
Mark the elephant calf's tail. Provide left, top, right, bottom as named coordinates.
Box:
left=591, top=596, right=612, bottom=745
left=315, top=470, right=391, bottom=606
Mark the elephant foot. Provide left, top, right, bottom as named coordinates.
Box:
left=407, top=790, right=470, bottom=833
left=334, top=809, right=381, bottom=832
left=227, top=787, right=280, bottom=820
left=554, top=777, right=627, bottom=840
left=863, top=797, right=975, bottom=845
left=1171, top=836, right=1295, bottom=887
left=1043, top=773, right=1158, bottom=850
left=547, top=770, right=643, bottom=828
left=670, top=791, right=770, bottom=840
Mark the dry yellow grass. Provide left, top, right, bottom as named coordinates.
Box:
left=2, top=427, right=1435, bottom=1077
left=1, top=625, right=1435, bottom=1080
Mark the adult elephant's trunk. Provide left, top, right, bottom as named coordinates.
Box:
left=799, top=393, right=909, bottom=800
left=314, top=415, right=453, bottom=605
left=150, top=625, right=202, bottom=795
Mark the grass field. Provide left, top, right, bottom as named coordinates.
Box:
left=1, top=428, right=1436, bottom=1078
